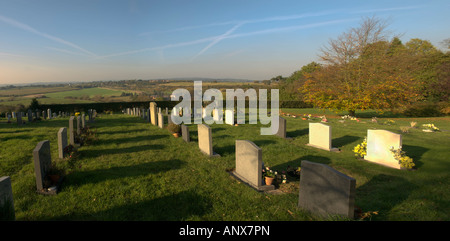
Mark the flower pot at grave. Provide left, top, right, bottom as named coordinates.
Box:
left=265, top=176, right=274, bottom=186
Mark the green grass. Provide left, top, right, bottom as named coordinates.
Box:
left=1, top=109, right=449, bottom=221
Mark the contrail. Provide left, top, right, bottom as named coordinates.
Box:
left=190, top=23, right=243, bottom=61
left=0, top=14, right=97, bottom=57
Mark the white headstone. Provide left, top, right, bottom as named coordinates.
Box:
left=364, top=129, right=402, bottom=169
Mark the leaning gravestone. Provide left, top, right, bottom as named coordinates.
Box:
left=181, top=124, right=190, bottom=142
left=231, top=140, right=274, bottom=191
left=33, top=140, right=62, bottom=195
left=197, top=124, right=220, bottom=157
left=298, top=160, right=356, bottom=219
left=0, top=176, right=15, bottom=220
left=150, top=102, right=157, bottom=125
left=57, top=127, right=67, bottom=159
left=307, top=123, right=339, bottom=152
left=364, top=129, right=402, bottom=169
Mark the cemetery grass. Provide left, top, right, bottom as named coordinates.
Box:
left=1, top=110, right=449, bottom=221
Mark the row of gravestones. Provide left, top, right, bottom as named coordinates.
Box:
left=5, top=109, right=96, bottom=126
left=139, top=103, right=359, bottom=218
left=0, top=110, right=97, bottom=220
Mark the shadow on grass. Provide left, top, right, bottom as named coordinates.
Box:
left=402, top=144, right=428, bottom=169
left=332, top=135, right=360, bottom=148
left=98, top=129, right=150, bottom=135
left=287, top=128, right=308, bottom=138
left=78, top=144, right=165, bottom=158
left=356, top=174, right=416, bottom=220
left=272, top=155, right=332, bottom=172
left=98, top=135, right=166, bottom=145
left=64, top=158, right=186, bottom=187
left=50, top=189, right=212, bottom=221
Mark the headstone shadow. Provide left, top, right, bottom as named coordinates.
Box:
left=332, top=135, right=360, bottom=148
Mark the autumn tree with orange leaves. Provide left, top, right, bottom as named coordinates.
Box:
left=301, top=16, right=424, bottom=116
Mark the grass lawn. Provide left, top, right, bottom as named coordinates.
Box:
left=0, top=108, right=449, bottom=221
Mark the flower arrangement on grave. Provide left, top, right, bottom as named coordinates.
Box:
left=422, top=124, right=439, bottom=132
left=320, top=115, right=328, bottom=123
left=390, top=147, right=415, bottom=170
left=371, top=117, right=378, bottom=123
left=75, top=112, right=80, bottom=117
left=353, top=137, right=367, bottom=158
left=63, top=145, right=80, bottom=170
left=286, top=166, right=301, bottom=179
left=78, top=126, right=98, bottom=145
left=262, top=166, right=276, bottom=185
left=44, top=163, right=65, bottom=187
left=383, top=119, right=395, bottom=125
left=410, top=121, right=417, bottom=128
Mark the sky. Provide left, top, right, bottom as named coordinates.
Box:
left=0, top=0, right=449, bottom=85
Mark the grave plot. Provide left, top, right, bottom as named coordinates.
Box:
left=33, top=140, right=64, bottom=195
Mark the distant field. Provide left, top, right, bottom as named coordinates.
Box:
left=0, top=87, right=125, bottom=107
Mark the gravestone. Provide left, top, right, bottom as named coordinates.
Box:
left=58, top=128, right=67, bottom=159
left=275, top=117, right=290, bottom=139
left=12, top=112, right=16, bottom=119
left=33, top=140, right=62, bottom=195
left=81, top=114, right=86, bottom=128
left=225, top=110, right=235, bottom=125
left=181, top=124, right=190, bottom=142
left=197, top=124, right=220, bottom=157
left=47, top=109, right=52, bottom=119
left=150, top=102, right=157, bottom=125
left=158, top=112, right=164, bottom=129
left=28, top=109, right=33, bottom=122
left=69, top=116, right=75, bottom=146
left=16, top=112, right=22, bottom=125
left=231, top=140, right=274, bottom=191
left=76, top=116, right=81, bottom=135
left=298, top=160, right=356, bottom=219
left=7, top=114, right=11, bottom=122
left=0, top=176, right=15, bottom=220
left=364, top=129, right=402, bottom=169
left=307, top=123, right=339, bottom=152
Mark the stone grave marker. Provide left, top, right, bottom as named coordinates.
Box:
left=364, top=129, right=402, bottom=169
left=298, top=160, right=356, bottom=219
left=231, top=140, right=274, bottom=191
left=197, top=124, right=220, bottom=157
left=47, top=109, right=52, bottom=119
left=181, top=124, right=190, bottom=142
left=0, top=176, right=15, bottom=220
left=58, top=127, right=67, bottom=159
left=158, top=112, right=164, bottom=129
left=28, top=109, right=33, bottom=122
left=150, top=102, right=157, bottom=125
left=69, top=116, right=75, bottom=146
left=81, top=114, right=86, bottom=128
left=33, top=140, right=63, bottom=195
left=76, top=116, right=81, bottom=135
left=275, top=117, right=291, bottom=139
left=16, top=112, right=22, bottom=125
left=307, top=123, right=339, bottom=152
left=225, top=110, right=235, bottom=125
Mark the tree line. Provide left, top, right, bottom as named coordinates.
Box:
left=278, top=16, right=449, bottom=117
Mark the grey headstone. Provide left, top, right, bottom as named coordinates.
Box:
left=298, top=160, right=356, bottom=219
left=33, top=140, right=52, bottom=192
left=69, top=116, right=75, bottom=146
left=232, top=140, right=274, bottom=191
left=275, top=117, right=290, bottom=139
left=76, top=116, right=81, bottom=135
left=0, top=176, right=15, bottom=220
left=58, top=128, right=67, bottom=159
left=28, top=109, right=33, bottom=122
left=47, top=109, right=52, bottom=119
left=16, top=112, right=22, bottom=125
left=81, top=114, right=86, bottom=128
left=181, top=124, right=190, bottom=142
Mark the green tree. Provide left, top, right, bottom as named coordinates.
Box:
left=29, top=98, right=40, bottom=111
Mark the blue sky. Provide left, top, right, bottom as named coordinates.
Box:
left=0, top=0, right=449, bottom=84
